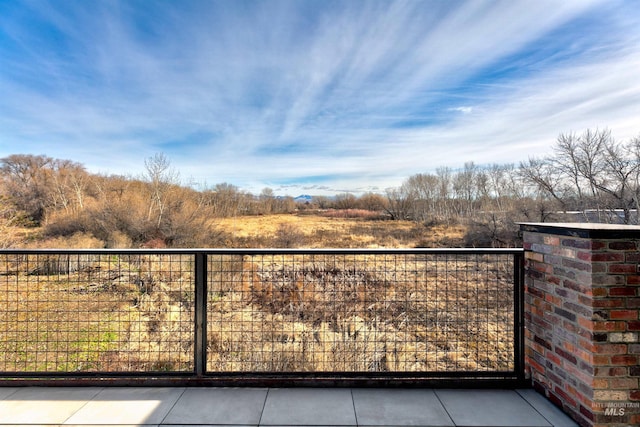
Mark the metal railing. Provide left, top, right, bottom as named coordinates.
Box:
left=0, top=248, right=524, bottom=386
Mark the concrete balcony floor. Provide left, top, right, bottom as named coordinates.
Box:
left=0, top=386, right=578, bottom=426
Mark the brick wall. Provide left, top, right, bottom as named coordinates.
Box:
left=521, top=223, right=640, bottom=427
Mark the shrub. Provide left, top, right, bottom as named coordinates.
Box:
left=273, top=224, right=306, bottom=248
left=463, top=215, right=521, bottom=248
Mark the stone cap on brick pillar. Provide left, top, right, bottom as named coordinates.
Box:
left=519, top=222, right=640, bottom=239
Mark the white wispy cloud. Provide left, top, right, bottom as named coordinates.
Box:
left=1, top=0, right=638, bottom=195
left=449, top=107, right=474, bottom=114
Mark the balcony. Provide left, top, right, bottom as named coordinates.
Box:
left=5, top=224, right=636, bottom=427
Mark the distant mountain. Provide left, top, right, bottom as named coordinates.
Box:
left=294, top=194, right=313, bottom=203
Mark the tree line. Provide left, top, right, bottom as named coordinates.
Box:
left=0, top=152, right=297, bottom=248
left=391, top=129, right=640, bottom=223
left=383, top=129, right=639, bottom=245
left=1, top=128, right=638, bottom=248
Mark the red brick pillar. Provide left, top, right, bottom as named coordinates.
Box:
left=520, top=223, right=640, bottom=427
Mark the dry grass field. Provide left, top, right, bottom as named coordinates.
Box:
left=9, top=211, right=466, bottom=250
left=214, top=212, right=466, bottom=248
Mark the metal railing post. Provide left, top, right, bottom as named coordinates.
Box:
left=194, top=252, right=207, bottom=377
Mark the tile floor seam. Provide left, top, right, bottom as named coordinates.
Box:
left=60, top=386, right=105, bottom=426
left=432, top=389, right=457, bottom=427
left=514, top=389, right=553, bottom=427
left=159, top=386, right=188, bottom=425
left=0, top=388, right=19, bottom=401
left=516, top=389, right=577, bottom=427
left=257, top=387, right=271, bottom=426
left=349, top=388, right=359, bottom=427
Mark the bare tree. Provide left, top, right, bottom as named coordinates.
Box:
left=629, top=136, right=640, bottom=219
left=144, top=153, right=179, bottom=229
left=333, top=193, right=358, bottom=210
left=519, top=157, right=570, bottom=215
left=48, top=160, right=89, bottom=216
left=0, top=154, right=54, bottom=224
left=485, top=163, right=517, bottom=213
left=403, top=173, right=439, bottom=222
left=384, top=185, right=415, bottom=220
left=452, top=162, right=480, bottom=217
left=521, top=129, right=639, bottom=224
left=259, top=187, right=275, bottom=214
left=0, top=194, right=22, bottom=248
left=358, top=192, right=387, bottom=212
left=205, top=182, right=244, bottom=217
left=434, top=167, right=454, bottom=221
left=597, top=135, right=639, bottom=223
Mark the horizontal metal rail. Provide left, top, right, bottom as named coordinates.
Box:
left=0, top=248, right=524, bottom=386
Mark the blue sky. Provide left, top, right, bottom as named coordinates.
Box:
left=1, top=0, right=640, bottom=196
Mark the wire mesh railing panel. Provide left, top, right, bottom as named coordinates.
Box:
left=1, top=248, right=521, bottom=381
left=0, top=252, right=195, bottom=374
left=206, top=251, right=517, bottom=375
